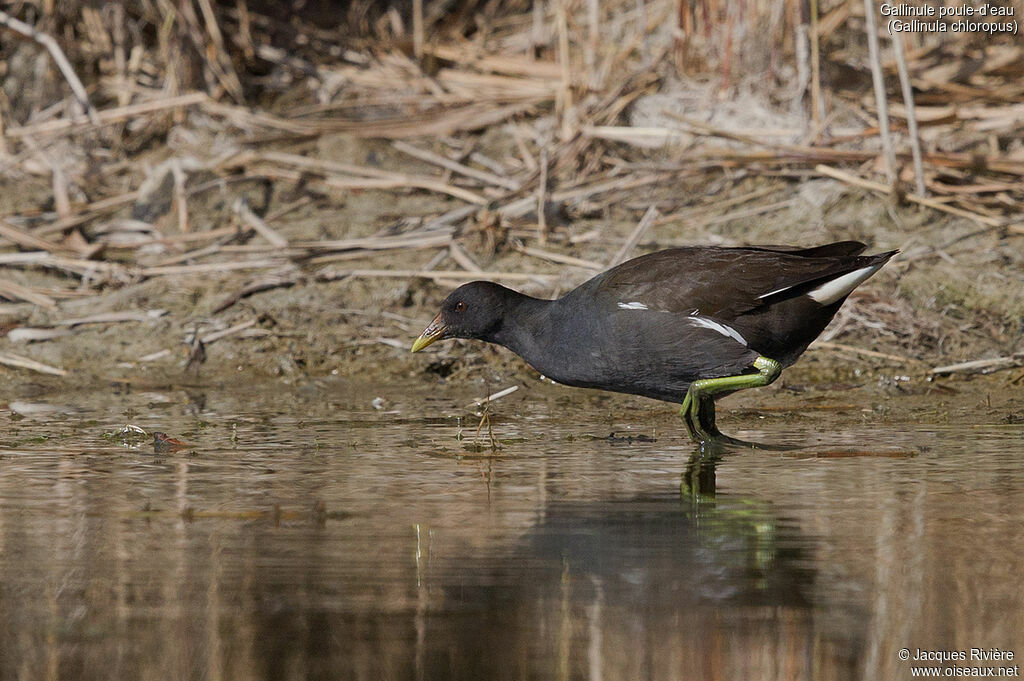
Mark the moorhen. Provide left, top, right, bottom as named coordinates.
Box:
left=411, top=241, right=896, bottom=444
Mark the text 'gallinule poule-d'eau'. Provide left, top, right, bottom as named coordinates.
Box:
left=412, top=241, right=897, bottom=444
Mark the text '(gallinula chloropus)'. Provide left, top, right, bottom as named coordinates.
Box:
left=412, top=241, right=897, bottom=444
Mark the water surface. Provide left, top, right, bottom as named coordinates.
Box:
left=1, top=381, right=1021, bottom=680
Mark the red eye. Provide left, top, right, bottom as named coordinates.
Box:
left=455, top=301, right=467, bottom=312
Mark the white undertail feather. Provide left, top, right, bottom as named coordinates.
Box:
left=617, top=301, right=648, bottom=310
left=758, top=263, right=885, bottom=306
left=807, top=264, right=884, bottom=305
left=688, top=316, right=748, bottom=346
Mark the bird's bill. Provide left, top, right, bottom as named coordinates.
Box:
left=411, top=313, right=447, bottom=352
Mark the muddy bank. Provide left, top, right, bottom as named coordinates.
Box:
left=1, top=134, right=1021, bottom=429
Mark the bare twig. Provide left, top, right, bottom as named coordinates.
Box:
left=0, top=10, right=99, bottom=123
left=212, top=273, right=301, bottom=314
left=609, top=205, right=659, bottom=267
left=931, top=354, right=1024, bottom=376
left=5, top=92, right=207, bottom=138
left=700, top=199, right=796, bottom=227
left=0, top=351, right=67, bottom=376
left=0, top=279, right=56, bottom=308
left=892, top=32, right=927, bottom=197
left=0, top=219, right=74, bottom=254
left=556, top=0, right=573, bottom=139
left=202, top=319, right=258, bottom=344
left=537, top=148, right=549, bottom=243
left=194, top=0, right=244, bottom=102
left=532, top=0, right=546, bottom=54
left=448, top=242, right=483, bottom=273
left=171, top=159, right=190, bottom=233
left=809, top=0, right=823, bottom=132
left=586, top=0, right=600, bottom=90
left=511, top=124, right=539, bottom=172
left=469, top=385, right=518, bottom=409
left=233, top=199, right=289, bottom=248
left=141, top=259, right=288, bottom=277
left=292, top=230, right=454, bottom=254
left=862, top=0, right=896, bottom=183
left=319, top=268, right=555, bottom=284
left=815, top=165, right=1003, bottom=227
left=56, top=310, right=167, bottom=327
left=392, top=140, right=521, bottom=191
left=515, top=244, right=603, bottom=270
left=500, top=173, right=665, bottom=219
left=810, top=341, right=922, bottom=365
left=227, top=151, right=489, bottom=205
left=412, top=0, right=424, bottom=60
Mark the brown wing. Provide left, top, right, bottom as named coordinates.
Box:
left=569, top=245, right=884, bottom=319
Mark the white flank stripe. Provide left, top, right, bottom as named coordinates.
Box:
left=758, top=285, right=790, bottom=300
left=617, top=301, right=648, bottom=310
left=689, top=316, right=747, bottom=346
left=808, top=264, right=882, bottom=305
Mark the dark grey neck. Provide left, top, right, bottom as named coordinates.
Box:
left=484, top=286, right=608, bottom=388
left=486, top=291, right=565, bottom=371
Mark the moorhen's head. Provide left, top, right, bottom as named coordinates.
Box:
left=411, top=281, right=514, bottom=352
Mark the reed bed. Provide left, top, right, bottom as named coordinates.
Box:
left=0, top=0, right=1022, bottom=380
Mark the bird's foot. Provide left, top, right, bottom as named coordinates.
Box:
left=679, top=356, right=782, bottom=445
left=679, top=391, right=721, bottom=444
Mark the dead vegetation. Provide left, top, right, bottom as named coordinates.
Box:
left=0, top=0, right=1022, bottom=385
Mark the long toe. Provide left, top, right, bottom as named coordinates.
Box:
left=696, top=396, right=721, bottom=439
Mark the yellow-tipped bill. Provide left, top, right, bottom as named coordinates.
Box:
left=411, top=313, right=447, bottom=352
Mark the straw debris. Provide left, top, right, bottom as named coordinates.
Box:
left=0, top=0, right=1020, bottom=384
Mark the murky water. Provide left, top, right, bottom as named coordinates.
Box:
left=1, top=381, right=1022, bottom=680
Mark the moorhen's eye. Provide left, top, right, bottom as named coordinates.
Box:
left=455, top=301, right=467, bottom=312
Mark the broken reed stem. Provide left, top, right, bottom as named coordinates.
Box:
left=892, top=32, right=927, bottom=197
left=556, top=0, right=573, bottom=139
left=470, top=385, right=518, bottom=408
left=0, top=278, right=56, bottom=308
left=50, top=160, right=72, bottom=218
left=171, top=159, right=189, bottom=233
left=111, top=3, right=130, bottom=107
left=0, top=219, right=74, bottom=254
left=815, top=164, right=1002, bottom=227
left=448, top=241, right=483, bottom=272
left=0, top=351, right=66, bottom=376
left=809, top=0, right=823, bottom=133
left=635, top=0, right=649, bottom=65
left=515, top=244, right=603, bottom=270
left=811, top=341, right=921, bottom=365
left=862, top=0, right=896, bottom=184
left=609, top=205, right=658, bottom=267
left=392, top=140, right=520, bottom=191
left=931, top=354, right=1024, bottom=376
left=0, top=9, right=99, bottom=124
left=4, top=91, right=207, bottom=138
left=233, top=199, right=289, bottom=248
left=236, top=154, right=489, bottom=205
left=412, top=0, right=424, bottom=60
left=537, top=148, right=549, bottom=243
left=586, top=0, right=600, bottom=90
left=532, top=0, right=545, bottom=54
left=202, top=319, right=257, bottom=344
left=194, top=0, right=244, bottom=102
left=292, top=231, right=455, bottom=252
left=793, top=2, right=810, bottom=125
left=321, top=269, right=556, bottom=283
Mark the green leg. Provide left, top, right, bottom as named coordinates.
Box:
left=679, top=356, right=782, bottom=444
